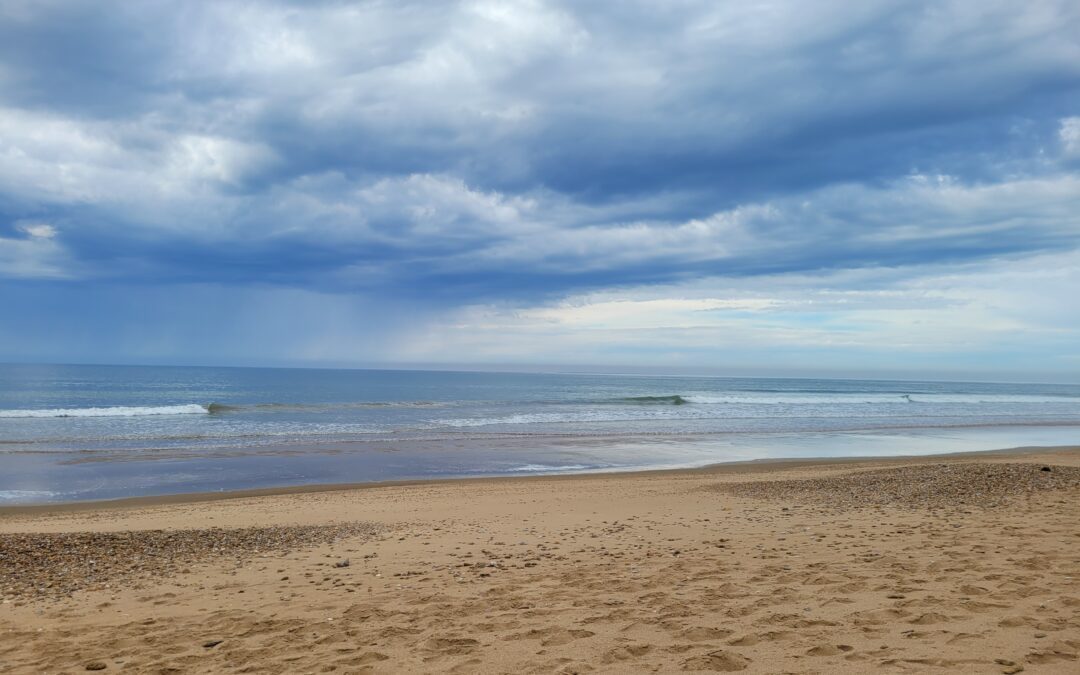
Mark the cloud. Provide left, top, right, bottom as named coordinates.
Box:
left=0, top=1, right=1079, bottom=374
left=0, top=106, right=278, bottom=218
left=0, top=221, right=69, bottom=279
left=15, top=221, right=56, bottom=239
left=1062, top=116, right=1080, bottom=157
left=390, top=247, right=1080, bottom=378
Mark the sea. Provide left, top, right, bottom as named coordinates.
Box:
left=1, top=363, right=1078, bottom=504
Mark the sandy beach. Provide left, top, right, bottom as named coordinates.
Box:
left=3, top=447, right=1080, bottom=674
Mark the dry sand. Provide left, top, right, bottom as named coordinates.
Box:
left=2, top=448, right=1080, bottom=673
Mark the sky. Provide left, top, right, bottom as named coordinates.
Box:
left=1, top=1, right=1079, bottom=381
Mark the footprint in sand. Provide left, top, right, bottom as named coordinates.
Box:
left=677, top=627, right=734, bottom=641
left=1026, top=640, right=1079, bottom=665
left=601, top=644, right=652, bottom=663
left=806, top=644, right=854, bottom=656
left=506, top=627, right=595, bottom=646
left=447, top=658, right=485, bottom=673
left=680, top=649, right=750, bottom=671
left=908, top=612, right=949, bottom=625
left=421, top=636, right=480, bottom=661
left=340, top=651, right=389, bottom=666
left=850, top=608, right=910, bottom=625
left=945, top=632, right=984, bottom=645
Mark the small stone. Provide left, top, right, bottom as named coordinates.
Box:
left=202, top=639, right=224, bottom=648
left=334, top=559, right=350, bottom=568
left=1040, top=466, right=1052, bottom=472
left=85, top=663, right=107, bottom=671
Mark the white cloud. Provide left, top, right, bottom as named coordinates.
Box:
left=446, top=173, right=1080, bottom=274
left=15, top=221, right=56, bottom=239
left=353, top=173, right=538, bottom=240
left=0, top=227, right=70, bottom=279
left=1, top=2, right=1078, bottom=282
left=1061, top=117, right=1080, bottom=157
left=5, top=108, right=1079, bottom=284
left=165, top=134, right=278, bottom=188
left=0, top=106, right=277, bottom=236
left=390, top=247, right=1080, bottom=374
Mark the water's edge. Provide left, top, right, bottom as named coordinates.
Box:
left=3, top=442, right=1077, bottom=512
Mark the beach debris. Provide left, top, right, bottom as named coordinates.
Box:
left=334, top=558, right=351, bottom=568
left=202, top=639, right=224, bottom=649
left=85, top=662, right=107, bottom=671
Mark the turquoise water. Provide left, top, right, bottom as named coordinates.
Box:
left=1, top=364, right=1078, bottom=503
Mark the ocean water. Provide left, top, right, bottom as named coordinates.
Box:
left=1, top=363, right=1078, bottom=503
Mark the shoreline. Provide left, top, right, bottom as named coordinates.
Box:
left=3, top=442, right=1077, bottom=516
left=3, top=445, right=1080, bottom=672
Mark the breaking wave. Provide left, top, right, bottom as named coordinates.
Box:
left=0, top=490, right=60, bottom=502
left=209, top=401, right=447, bottom=413
left=0, top=404, right=210, bottom=419
left=0, top=400, right=452, bottom=419
left=597, top=393, right=1077, bottom=406
left=618, top=395, right=689, bottom=405
left=508, top=464, right=592, bottom=472
left=206, top=403, right=241, bottom=413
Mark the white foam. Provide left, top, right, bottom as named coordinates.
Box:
left=0, top=404, right=209, bottom=418
left=436, top=411, right=645, bottom=427
left=433, top=391, right=1080, bottom=429
left=683, top=393, right=1078, bottom=405
left=508, top=464, right=591, bottom=472
left=0, top=490, right=58, bottom=502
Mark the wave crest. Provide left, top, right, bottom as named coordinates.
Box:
left=619, top=395, right=689, bottom=405
left=206, top=403, right=241, bottom=414
left=0, top=404, right=209, bottom=419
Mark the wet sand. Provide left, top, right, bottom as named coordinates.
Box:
left=2, top=447, right=1080, bottom=673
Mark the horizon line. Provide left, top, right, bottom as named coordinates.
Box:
left=2, top=359, right=1078, bottom=388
